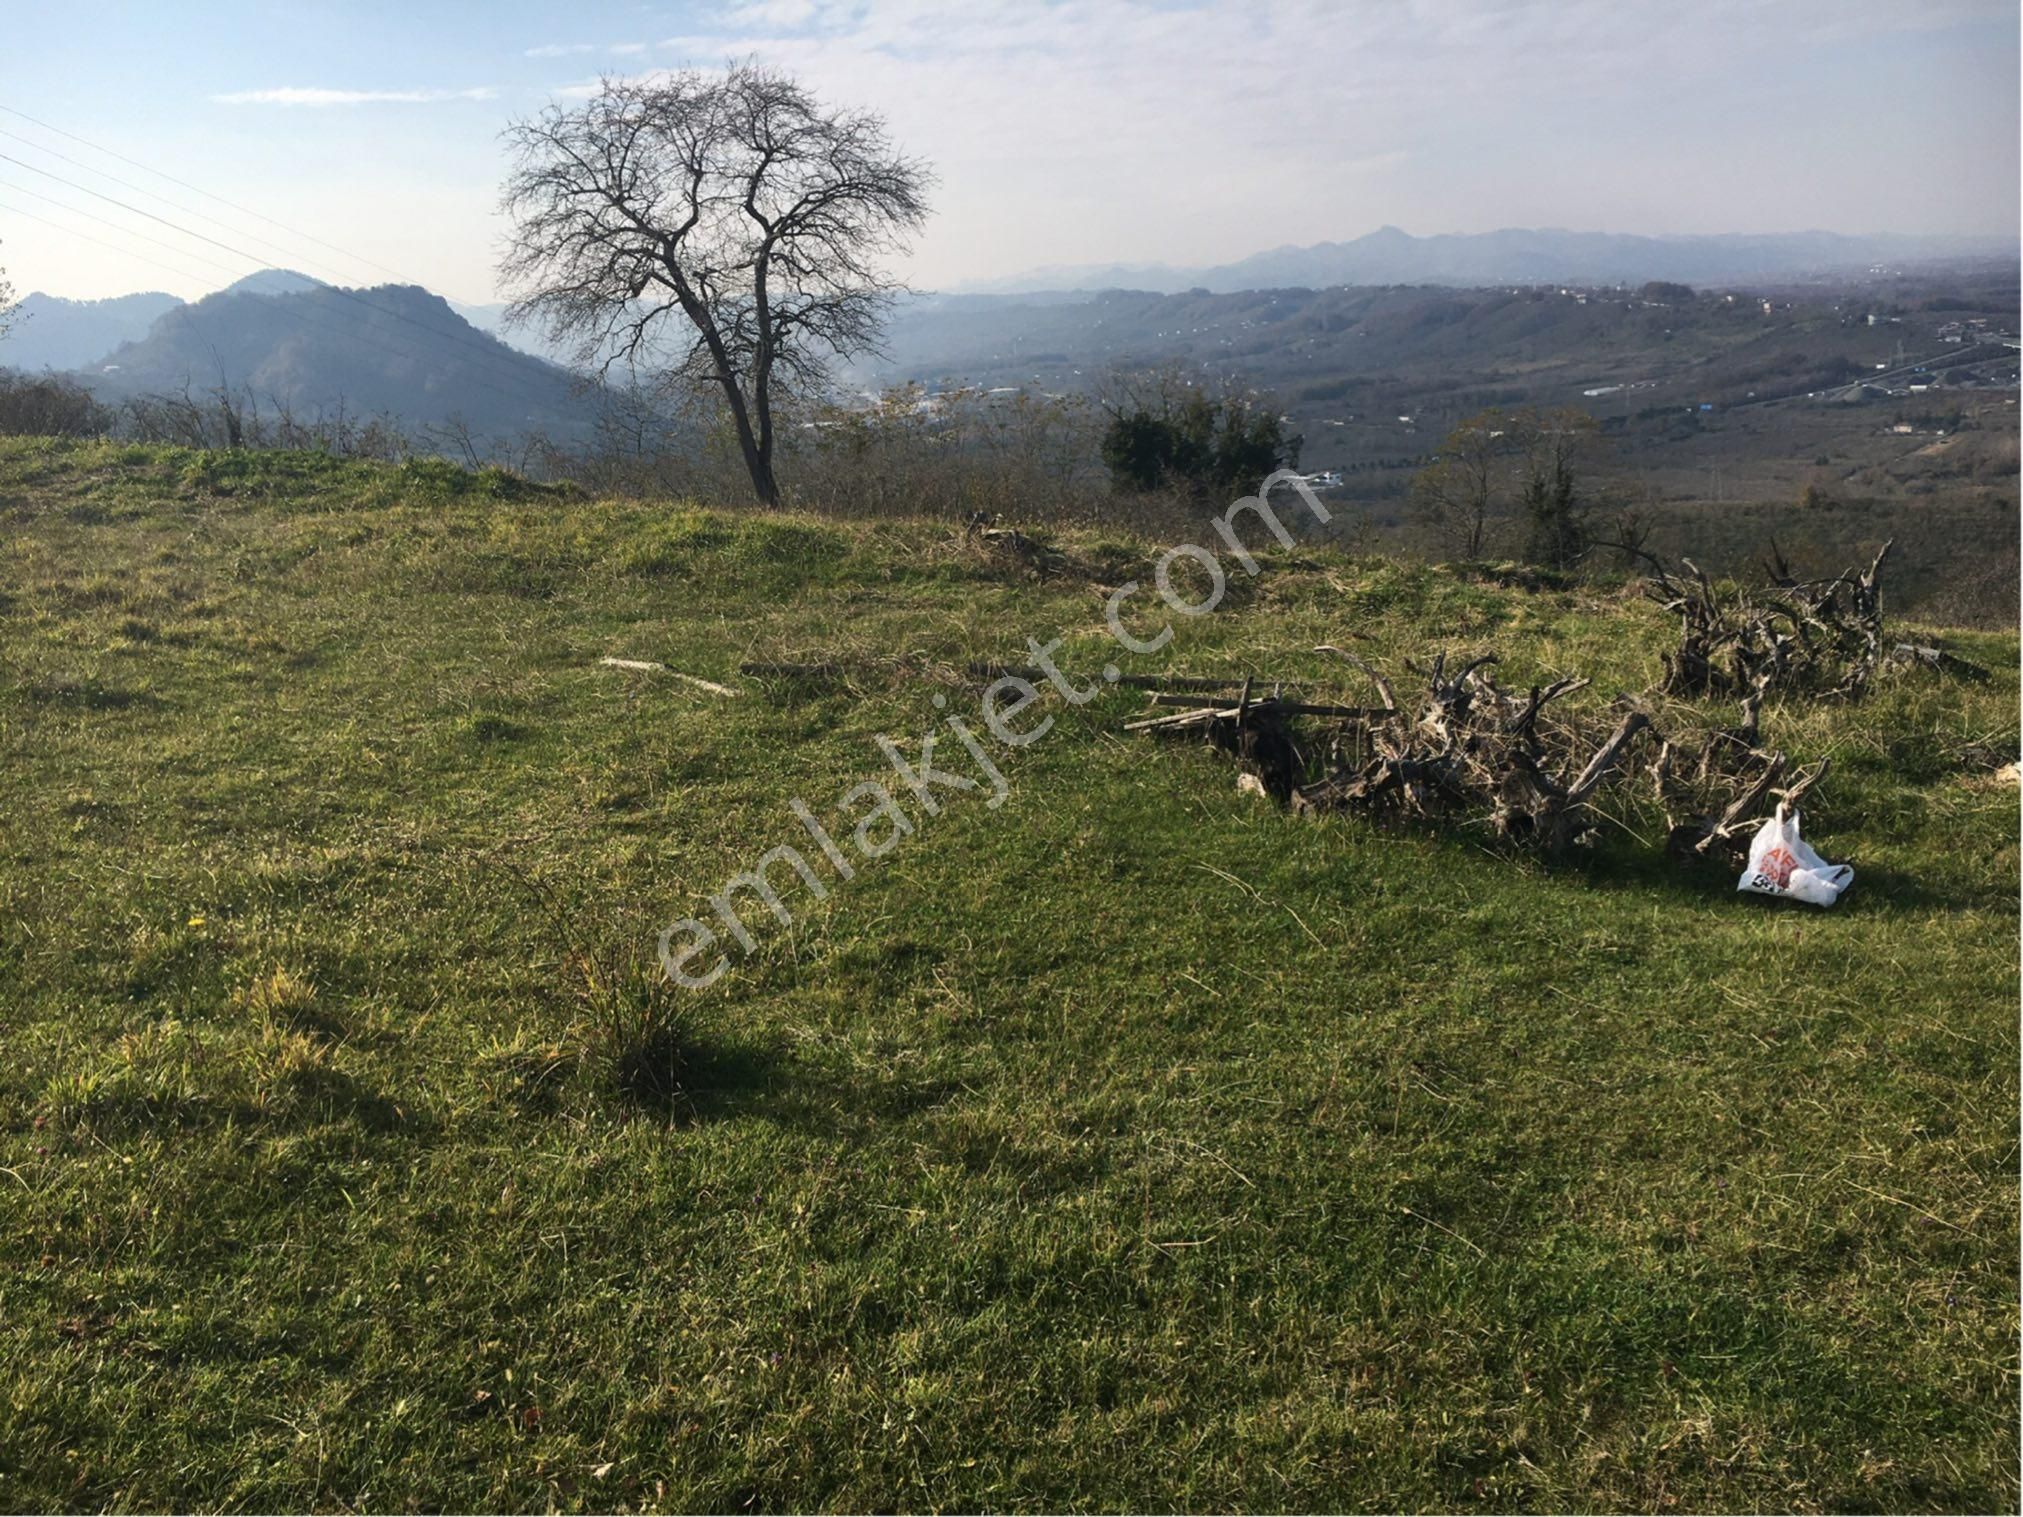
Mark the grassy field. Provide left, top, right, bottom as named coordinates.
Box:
left=0, top=437, right=2015, bottom=1513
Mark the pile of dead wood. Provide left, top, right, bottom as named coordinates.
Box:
left=1635, top=540, right=1985, bottom=700
left=1127, top=650, right=1829, bottom=862
left=1645, top=687, right=1830, bottom=859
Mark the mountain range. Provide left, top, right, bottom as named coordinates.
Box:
left=2, top=224, right=2013, bottom=449
left=5, top=270, right=592, bottom=440
left=1, top=270, right=332, bottom=371
left=955, top=227, right=2016, bottom=296
left=2, top=288, right=187, bottom=371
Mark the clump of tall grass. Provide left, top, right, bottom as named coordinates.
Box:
left=569, top=948, right=690, bottom=1110
left=488, top=859, right=694, bottom=1113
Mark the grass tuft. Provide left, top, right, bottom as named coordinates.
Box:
left=573, top=950, right=693, bottom=1112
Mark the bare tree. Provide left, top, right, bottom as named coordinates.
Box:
left=0, top=249, right=18, bottom=344
left=499, top=66, right=931, bottom=507
left=1410, top=409, right=1509, bottom=559
left=423, top=412, right=484, bottom=470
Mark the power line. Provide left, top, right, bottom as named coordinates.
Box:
left=0, top=175, right=259, bottom=283
left=0, top=206, right=403, bottom=390
left=0, top=106, right=614, bottom=395
left=0, top=102, right=416, bottom=287
left=1, top=124, right=485, bottom=319
left=0, top=198, right=226, bottom=291
left=0, top=107, right=604, bottom=423
left=0, top=125, right=328, bottom=280
left=0, top=150, right=362, bottom=283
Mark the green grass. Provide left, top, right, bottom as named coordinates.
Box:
left=0, top=437, right=2015, bottom=1512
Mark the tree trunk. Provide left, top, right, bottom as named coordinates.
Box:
left=730, top=413, right=779, bottom=506
left=715, top=373, right=781, bottom=507
left=744, top=446, right=780, bottom=508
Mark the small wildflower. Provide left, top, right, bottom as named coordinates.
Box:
left=187, top=915, right=205, bottom=928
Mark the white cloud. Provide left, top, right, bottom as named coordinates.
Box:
left=211, top=86, right=500, bottom=107
left=721, top=0, right=821, bottom=27
left=525, top=42, right=648, bottom=59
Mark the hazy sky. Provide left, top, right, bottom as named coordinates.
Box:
left=2, top=0, right=2016, bottom=303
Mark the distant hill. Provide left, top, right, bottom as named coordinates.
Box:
left=219, top=268, right=326, bottom=297
left=855, top=270, right=2021, bottom=512
left=0, top=290, right=184, bottom=372
left=79, top=283, right=593, bottom=441
left=0, top=270, right=329, bottom=375
left=956, top=226, right=2019, bottom=295
left=864, top=275, right=2019, bottom=408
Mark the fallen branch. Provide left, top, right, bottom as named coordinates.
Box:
left=598, top=657, right=737, bottom=696
left=968, top=661, right=1258, bottom=693
left=1885, top=642, right=1990, bottom=682
left=1140, top=693, right=1385, bottom=717
left=964, top=515, right=1071, bottom=576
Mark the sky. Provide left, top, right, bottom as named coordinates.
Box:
left=0, top=0, right=2016, bottom=304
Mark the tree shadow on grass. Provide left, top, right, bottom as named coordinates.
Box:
left=19, top=680, right=166, bottom=712
left=281, top=1064, right=417, bottom=1134
left=59, top=1064, right=433, bottom=1145
left=614, top=1029, right=965, bottom=1137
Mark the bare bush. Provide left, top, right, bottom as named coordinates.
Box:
left=0, top=372, right=110, bottom=437
left=784, top=384, right=1103, bottom=522
left=116, top=382, right=416, bottom=460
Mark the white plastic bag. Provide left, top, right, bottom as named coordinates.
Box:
left=1737, top=803, right=1852, bottom=907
